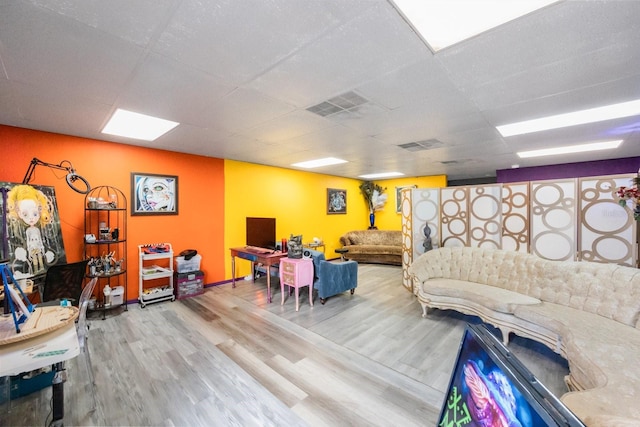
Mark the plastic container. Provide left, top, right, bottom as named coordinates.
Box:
left=175, top=254, right=202, bottom=273
left=174, top=271, right=204, bottom=300
left=0, top=370, right=55, bottom=403
left=111, top=285, right=124, bottom=306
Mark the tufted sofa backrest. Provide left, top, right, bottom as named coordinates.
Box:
left=408, top=247, right=640, bottom=328
left=340, top=230, right=402, bottom=246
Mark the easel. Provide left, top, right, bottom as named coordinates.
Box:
left=1, top=261, right=34, bottom=334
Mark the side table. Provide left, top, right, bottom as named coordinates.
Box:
left=279, top=257, right=314, bottom=311
left=303, top=243, right=325, bottom=254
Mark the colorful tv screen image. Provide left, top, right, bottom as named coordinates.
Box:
left=438, top=324, right=584, bottom=427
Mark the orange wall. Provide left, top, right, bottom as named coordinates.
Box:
left=0, top=125, right=225, bottom=301
left=1, top=125, right=448, bottom=301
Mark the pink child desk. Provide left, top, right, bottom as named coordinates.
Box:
left=279, top=257, right=314, bottom=311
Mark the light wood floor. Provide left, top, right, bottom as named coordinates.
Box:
left=1, top=263, right=569, bottom=426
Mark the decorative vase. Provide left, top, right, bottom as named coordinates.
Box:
left=369, top=212, right=377, bottom=230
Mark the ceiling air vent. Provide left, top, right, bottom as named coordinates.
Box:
left=398, top=139, right=444, bottom=152
left=307, top=91, right=369, bottom=117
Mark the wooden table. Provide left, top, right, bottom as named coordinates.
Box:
left=304, top=242, right=325, bottom=254
left=1, top=305, right=79, bottom=426
left=230, top=247, right=287, bottom=303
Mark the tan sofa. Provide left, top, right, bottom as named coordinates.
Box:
left=339, top=230, right=402, bottom=265
left=407, top=247, right=640, bottom=426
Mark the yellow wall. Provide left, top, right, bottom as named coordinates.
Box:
left=371, top=176, right=448, bottom=230
left=1, top=125, right=448, bottom=288
left=223, top=160, right=446, bottom=278
left=224, top=161, right=359, bottom=277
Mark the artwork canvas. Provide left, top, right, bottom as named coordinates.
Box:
left=396, top=185, right=416, bottom=213
left=131, top=173, right=178, bottom=215
left=1, top=182, right=67, bottom=280
left=327, top=188, right=347, bottom=214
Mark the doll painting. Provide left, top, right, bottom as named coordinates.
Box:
left=1, top=182, right=67, bottom=279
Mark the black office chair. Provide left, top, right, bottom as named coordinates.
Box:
left=41, top=260, right=89, bottom=306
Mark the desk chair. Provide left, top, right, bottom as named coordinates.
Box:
left=41, top=260, right=89, bottom=306
left=77, top=277, right=98, bottom=412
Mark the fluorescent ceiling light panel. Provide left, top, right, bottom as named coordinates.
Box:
left=359, top=172, right=404, bottom=179
left=497, top=99, right=640, bottom=137
left=517, top=140, right=623, bottom=158
left=291, top=157, right=347, bottom=168
left=391, top=0, right=557, bottom=51
left=102, top=108, right=179, bottom=141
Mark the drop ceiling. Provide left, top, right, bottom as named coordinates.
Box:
left=1, top=0, right=639, bottom=180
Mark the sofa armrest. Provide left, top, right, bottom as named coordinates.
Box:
left=339, top=235, right=351, bottom=246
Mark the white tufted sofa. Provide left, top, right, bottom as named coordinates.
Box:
left=407, top=246, right=640, bottom=426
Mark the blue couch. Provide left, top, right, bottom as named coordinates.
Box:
left=307, top=249, right=358, bottom=304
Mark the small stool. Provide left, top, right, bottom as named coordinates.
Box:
left=334, top=247, right=349, bottom=261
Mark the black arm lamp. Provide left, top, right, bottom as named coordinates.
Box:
left=22, top=158, right=91, bottom=194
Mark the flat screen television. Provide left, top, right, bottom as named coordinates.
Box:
left=246, top=217, right=276, bottom=249
left=438, top=323, right=584, bottom=427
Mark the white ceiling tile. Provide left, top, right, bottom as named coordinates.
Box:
left=0, top=1, right=143, bottom=104
left=246, top=1, right=428, bottom=108
left=237, top=110, right=333, bottom=143
left=154, top=0, right=375, bottom=86
left=1, top=0, right=640, bottom=180
left=5, top=80, right=113, bottom=137
left=118, top=53, right=235, bottom=125
left=26, top=0, right=179, bottom=45
left=194, top=88, right=296, bottom=132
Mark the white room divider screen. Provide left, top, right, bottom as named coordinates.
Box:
left=578, top=175, right=637, bottom=266
left=401, top=174, right=638, bottom=292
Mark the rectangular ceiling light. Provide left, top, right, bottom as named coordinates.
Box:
left=102, top=108, right=179, bottom=141
left=390, top=0, right=558, bottom=52
left=291, top=157, right=347, bottom=168
left=497, top=99, right=640, bottom=137
left=517, top=140, right=623, bottom=158
left=359, top=172, right=404, bottom=179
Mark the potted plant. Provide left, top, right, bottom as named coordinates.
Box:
left=617, top=170, right=640, bottom=221
left=359, top=181, right=387, bottom=229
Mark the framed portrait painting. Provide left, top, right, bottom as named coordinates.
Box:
left=327, top=188, right=347, bottom=214
left=131, top=173, right=178, bottom=215
left=1, top=182, right=67, bottom=279
left=396, top=185, right=416, bottom=213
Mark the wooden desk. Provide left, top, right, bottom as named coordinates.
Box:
left=230, top=247, right=287, bottom=303
left=0, top=306, right=79, bottom=375
left=1, top=306, right=79, bottom=425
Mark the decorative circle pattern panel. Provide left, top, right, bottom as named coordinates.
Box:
left=531, top=180, right=576, bottom=261
left=501, top=183, right=529, bottom=252
left=579, top=176, right=636, bottom=266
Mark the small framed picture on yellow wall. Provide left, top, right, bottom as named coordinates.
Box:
left=396, top=185, right=416, bottom=213
left=327, top=188, right=347, bottom=214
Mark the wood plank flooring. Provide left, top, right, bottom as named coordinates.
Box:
left=1, top=263, right=569, bottom=426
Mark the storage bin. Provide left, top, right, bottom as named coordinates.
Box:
left=0, top=370, right=55, bottom=403
left=175, top=254, right=202, bottom=273
left=174, top=270, right=204, bottom=300
left=111, top=285, right=124, bottom=306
